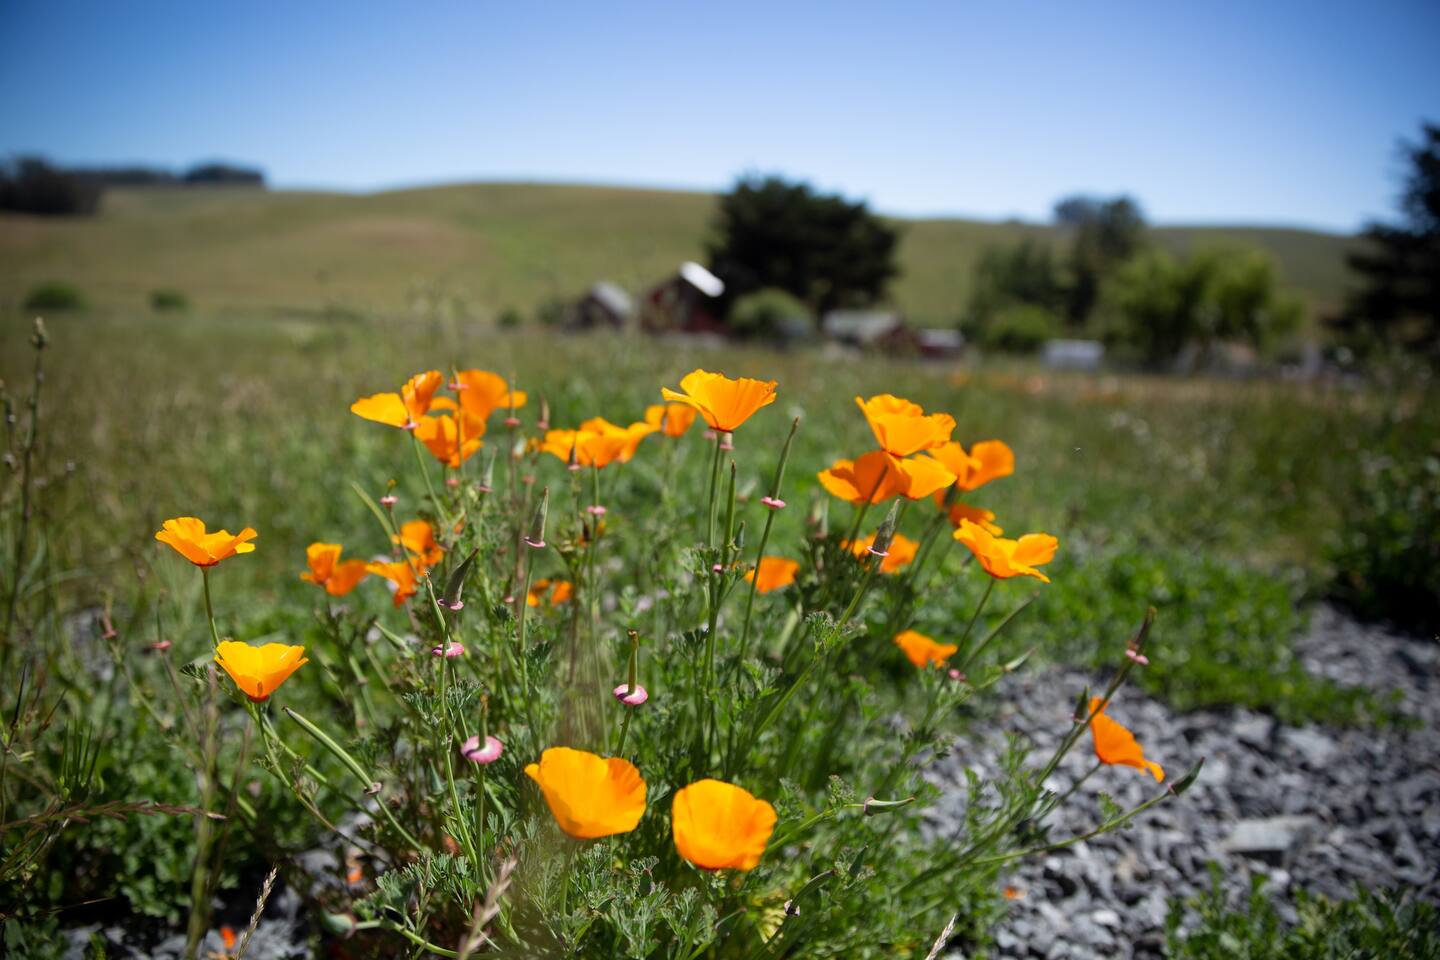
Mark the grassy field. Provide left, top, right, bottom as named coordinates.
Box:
left=0, top=182, right=1356, bottom=325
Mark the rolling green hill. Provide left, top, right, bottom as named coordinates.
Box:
left=0, top=181, right=1355, bottom=324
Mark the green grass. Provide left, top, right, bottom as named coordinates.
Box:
left=0, top=182, right=1356, bottom=325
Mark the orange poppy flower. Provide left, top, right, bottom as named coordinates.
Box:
left=661, top=369, right=777, bottom=433
left=453, top=369, right=526, bottom=420
left=744, top=556, right=800, bottom=593
left=844, top=531, right=919, bottom=573
left=644, top=402, right=698, bottom=438
left=579, top=417, right=657, bottom=464
left=1088, top=697, right=1164, bottom=781
left=937, top=499, right=1004, bottom=536
left=214, top=640, right=308, bottom=702
left=392, top=519, right=444, bottom=567
left=952, top=519, right=1058, bottom=583
left=537, top=425, right=630, bottom=469
left=414, top=411, right=486, bottom=467
left=524, top=746, right=647, bottom=839
left=365, top=558, right=423, bottom=607
left=817, top=450, right=956, bottom=505
left=155, top=517, right=258, bottom=568
left=856, top=395, right=956, bottom=458
left=671, top=779, right=777, bottom=871
left=299, top=543, right=369, bottom=597
left=928, top=440, right=1015, bottom=492
left=527, top=578, right=574, bottom=606
left=894, top=629, right=958, bottom=668
left=350, top=370, right=444, bottom=428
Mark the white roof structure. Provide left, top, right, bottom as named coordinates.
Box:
left=678, top=261, right=725, bottom=298
left=588, top=281, right=633, bottom=317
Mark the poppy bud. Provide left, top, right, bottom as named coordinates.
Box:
left=525, top=487, right=549, bottom=548
left=869, top=502, right=901, bottom=558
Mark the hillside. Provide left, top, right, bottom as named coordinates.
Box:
left=0, top=181, right=1355, bottom=324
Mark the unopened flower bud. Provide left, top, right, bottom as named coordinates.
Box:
left=525, top=487, right=550, bottom=548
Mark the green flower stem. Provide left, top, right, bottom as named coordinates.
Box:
left=352, top=919, right=460, bottom=958
left=422, top=578, right=479, bottom=864
left=283, top=706, right=423, bottom=851
left=515, top=557, right=541, bottom=757
left=735, top=417, right=799, bottom=675
left=411, top=431, right=455, bottom=532
left=704, top=433, right=724, bottom=547
left=200, top=568, right=222, bottom=649
left=957, top=579, right=995, bottom=657
left=958, top=592, right=1036, bottom=673
left=764, top=802, right=866, bottom=853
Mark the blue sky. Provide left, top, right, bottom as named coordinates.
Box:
left=2, top=1, right=1436, bottom=232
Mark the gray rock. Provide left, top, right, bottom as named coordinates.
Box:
left=1221, top=815, right=1321, bottom=865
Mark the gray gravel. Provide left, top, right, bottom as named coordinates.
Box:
left=926, top=605, right=1440, bottom=958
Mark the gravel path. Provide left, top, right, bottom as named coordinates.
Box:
left=926, top=605, right=1440, bottom=958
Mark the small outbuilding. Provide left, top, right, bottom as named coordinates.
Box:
left=570, top=281, right=633, bottom=329
left=821, top=310, right=918, bottom=353
left=641, top=262, right=726, bottom=333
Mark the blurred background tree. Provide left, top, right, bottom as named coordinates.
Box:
left=1333, top=122, right=1440, bottom=367
left=708, top=175, right=899, bottom=321
left=1054, top=194, right=1148, bottom=326
left=0, top=156, right=102, bottom=216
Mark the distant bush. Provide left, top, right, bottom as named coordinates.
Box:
left=976, top=303, right=1060, bottom=353
left=23, top=282, right=86, bottom=312
left=1167, top=867, right=1440, bottom=959
left=0, top=156, right=101, bottom=216
left=1328, top=450, right=1440, bottom=634
left=497, top=306, right=524, bottom=328
left=149, top=288, right=189, bottom=312
left=727, top=286, right=811, bottom=338
left=535, top=297, right=568, bottom=327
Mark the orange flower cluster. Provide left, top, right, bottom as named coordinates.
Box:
left=538, top=416, right=656, bottom=469
left=350, top=368, right=526, bottom=468
left=818, top=395, right=958, bottom=505
left=525, top=747, right=776, bottom=870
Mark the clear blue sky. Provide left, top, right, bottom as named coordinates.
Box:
left=2, top=0, right=1436, bottom=232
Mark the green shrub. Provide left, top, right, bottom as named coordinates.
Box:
left=1328, top=450, right=1440, bottom=633
left=1167, top=867, right=1440, bottom=959
left=497, top=305, right=525, bottom=328
left=979, top=303, right=1060, bottom=354
left=22, top=281, right=86, bottom=312
left=149, top=288, right=189, bottom=312
left=727, top=286, right=811, bottom=337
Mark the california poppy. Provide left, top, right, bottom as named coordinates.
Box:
left=661, top=369, right=777, bottom=433
left=365, top=558, right=423, bottom=607
left=214, top=640, right=308, bottom=702
left=579, top=417, right=657, bottom=464
left=938, top=500, right=1003, bottom=536
left=928, top=439, right=1014, bottom=492
left=350, top=370, right=443, bottom=428
left=1088, top=697, right=1164, bottom=781
left=817, top=450, right=955, bottom=505
left=644, top=402, right=698, bottom=438
left=393, top=520, right=444, bottom=567
left=855, top=395, right=956, bottom=458
left=155, top=517, right=257, bottom=567
left=671, top=779, right=777, bottom=871
left=299, top=543, right=369, bottom=596
left=952, top=519, right=1057, bottom=583
left=744, top=556, right=800, bottom=593
left=844, top=531, right=919, bottom=573
left=537, top=425, right=631, bottom=469
left=453, top=369, right=526, bottom=421
left=414, top=409, right=485, bottom=467
left=527, top=578, right=573, bottom=607
left=893, top=629, right=958, bottom=668
left=524, top=746, right=647, bottom=839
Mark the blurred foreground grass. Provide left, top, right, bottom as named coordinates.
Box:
left=3, top=309, right=1432, bottom=724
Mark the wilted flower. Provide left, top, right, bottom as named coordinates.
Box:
left=661, top=369, right=777, bottom=433
left=155, top=517, right=257, bottom=567
left=952, top=519, right=1058, bottom=583
left=817, top=450, right=955, bottom=504
left=1088, top=697, right=1164, bottom=781
left=460, top=734, right=504, bottom=765
left=671, top=779, right=777, bottom=871
left=392, top=520, right=444, bottom=567
left=894, top=629, right=958, bottom=668
left=855, top=394, right=956, bottom=458
left=644, top=402, right=698, bottom=438
left=214, top=640, right=308, bottom=702
left=613, top=683, right=649, bottom=706
left=350, top=370, right=443, bottom=428
left=844, top=531, right=919, bottom=573
left=365, top=559, right=423, bottom=606
left=524, top=746, right=647, bottom=839
left=744, top=556, right=800, bottom=594
left=300, top=543, right=369, bottom=596
left=927, top=439, right=1015, bottom=492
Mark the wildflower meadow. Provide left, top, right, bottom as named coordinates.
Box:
left=1, top=313, right=1435, bottom=958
